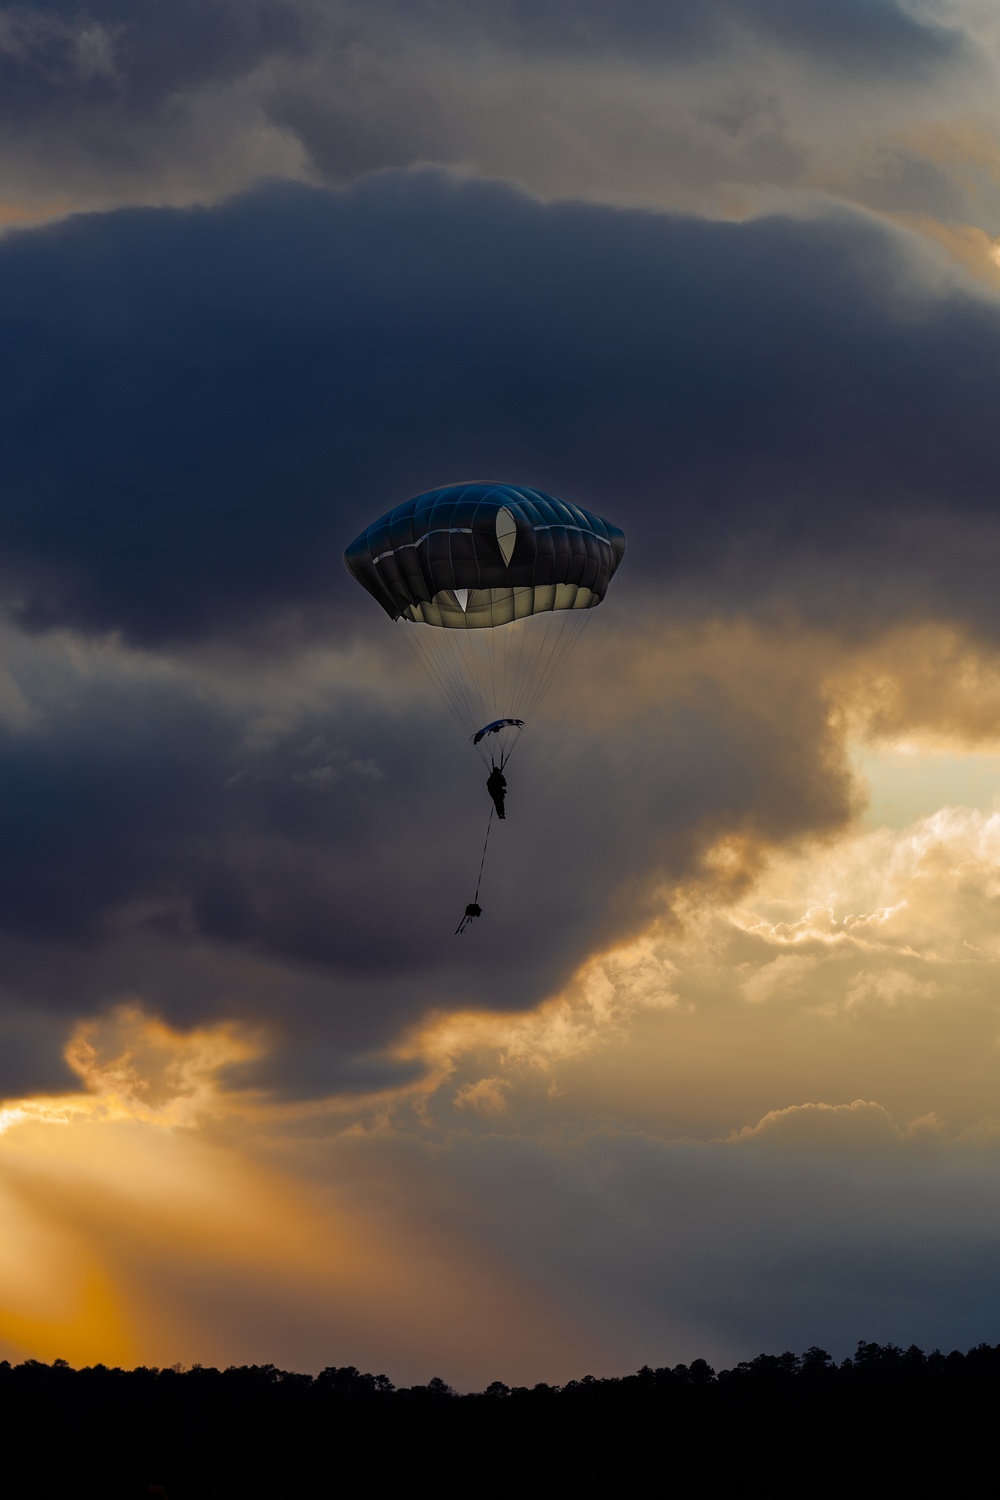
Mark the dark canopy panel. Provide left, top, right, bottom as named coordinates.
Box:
left=344, top=482, right=626, bottom=629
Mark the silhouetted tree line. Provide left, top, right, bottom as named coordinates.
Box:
left=5, top=1337, right=1000, bottom=1403
left=6, top=1340, right=1000, bottom=1496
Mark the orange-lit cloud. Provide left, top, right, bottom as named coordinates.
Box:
left=7, top=605, right=1000, bottom=1378
left=6, top=0, right=1000, bottom=1385
left=402, top=795, right=1000, bottom=1135
left=0, top=1006, right=613, bottom=1385
left=0, top=199, right=70, bottom=233
left=6, top=741, right=1000, bottom=1380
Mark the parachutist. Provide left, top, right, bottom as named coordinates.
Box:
left=456, top=901, right=482, bottom=935
left=486, top=766, right=507, bottom=819
left=345, top=483, right=625, bottom=931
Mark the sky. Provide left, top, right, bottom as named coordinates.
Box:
left=3, top=0, right=1000, bottom=1390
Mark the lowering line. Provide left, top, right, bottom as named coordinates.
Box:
left=455, top=805, right=494, bottom=934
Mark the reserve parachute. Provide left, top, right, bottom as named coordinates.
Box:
left=345, top=481, right=625, bottom=765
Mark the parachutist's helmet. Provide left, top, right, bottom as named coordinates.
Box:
left=344, top=481, right=625, bottom=630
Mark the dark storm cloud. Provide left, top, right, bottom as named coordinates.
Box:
left=0, top=0, right=953, bottom=120
left=359, top=0, right=959, bottom=68
left=0, top=619, right=852, bottom=1097
left=278, top=0, right=957, bottom=68
left=2, top=171, right=1000, bottom=1096
left=0, top=1, right=306, bottom=127
left=0, top=1002, right=78, bottom=1094
left=1, top=173, right=1000, bottom=647
left=0, top=0, right=968, bottom=213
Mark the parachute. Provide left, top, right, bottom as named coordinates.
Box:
left=344, top=481, right=625, bottom=766
left=345, top=481, right=625, bottom=926
left=473, top=718, right=524, bottom=746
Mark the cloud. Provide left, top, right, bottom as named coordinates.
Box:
left=0, top=9, right=121, bottom=84
left=0, top=0, right=986, bottom=229
left=2, top=173, right=1000, bottom=654
left=0, top=1, right=311, bottom=212
left=383, top=795, right=1000, bottom=1152
left=9, top=1012, right=997, bottom=1382
left=3, top=0, right=1000, bottom=1388
left=0, top=1007, right=609, bottom=1385
left=728, top=1098, right=908, bottom=1150
left=0, top=607, right=859, bottom=1097
left=271, top=793, right=1000, bottom=1371
left=3, top=720, right=1000, bottom=1379
left=1, top=153, right=1000, bottom=1127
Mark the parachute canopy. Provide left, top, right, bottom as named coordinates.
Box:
left=344, top=482, right=625, bottom=630
left=473, top=717, right=525, bottom=745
